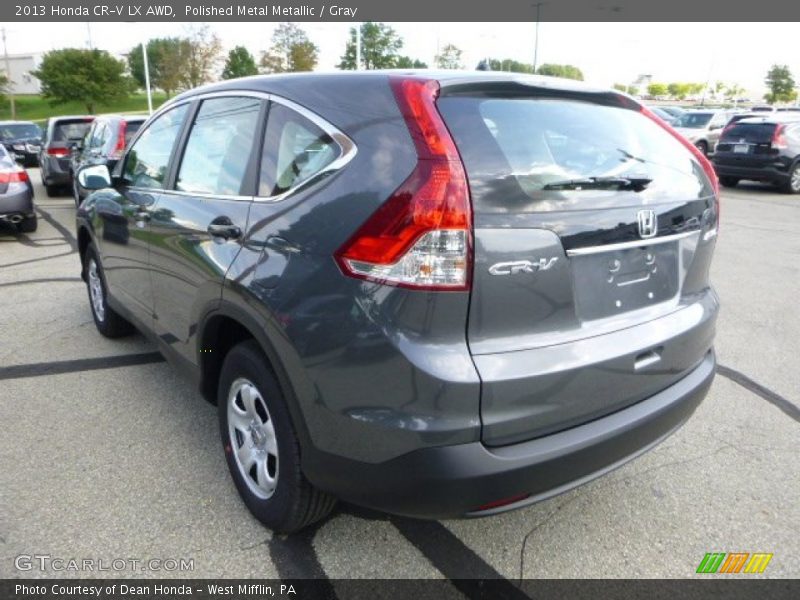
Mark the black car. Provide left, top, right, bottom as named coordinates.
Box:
left=39, top=115, right=94, bottom=196
left=0, top=121, right=43, bottom=167
left=713, top=116, right=800, bottom=193
left=70, top=115, right=146, bottom=205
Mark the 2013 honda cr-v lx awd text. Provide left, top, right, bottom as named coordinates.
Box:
left=75, top=72, right=719, bottom=533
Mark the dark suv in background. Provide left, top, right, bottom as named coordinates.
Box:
left=0, top=121, right=43, bottom=167
left=70, top=115, right=146, bottom=205
left=713, top=116, right=800, bottom=192
left=39, top=115, right=94, bottom=196
left=74, top=72, right=719, bottom=533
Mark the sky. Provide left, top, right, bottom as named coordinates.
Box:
left=3, top=21, right=800, bottom=99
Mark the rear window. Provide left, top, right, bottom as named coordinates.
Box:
left=675, top=113, right=713, bottom=128
left=438, top=96, right=706, bottom=204
left=124, top=121, right=143, bottom=146
left=720, top=122, right=777, bottom=143
left=51, top=120, right=93, bottom=143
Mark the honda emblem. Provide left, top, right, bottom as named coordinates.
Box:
left=637, top=209, right=657, bottom=239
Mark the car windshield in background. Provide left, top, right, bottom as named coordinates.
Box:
left=676, top=113, right=713, bottom=128
left=124, top=121, right=144, bottom=146
left=0, top=124, right=41, bottom=139
left=52, top=120, right=93, bottom=142
left=720, top=122, right=777, bottom=143
left=439, top=96, right=704, bottom=200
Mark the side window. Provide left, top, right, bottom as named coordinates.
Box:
left=123, top=104, right=188, bottom=189
left=176, top=96, right=262, bottom=196
left=259, top=103, right=340, bottom=196
left=91, top=123, right=107, bottom=149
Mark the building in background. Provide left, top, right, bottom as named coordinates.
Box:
left=3, top=54, right=41, bottom=95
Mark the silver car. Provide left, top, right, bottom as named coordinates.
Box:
left=674, top=110, right=734, bottom=156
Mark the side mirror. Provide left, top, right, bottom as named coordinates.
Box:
left=77, top=164, right=112, bottom=191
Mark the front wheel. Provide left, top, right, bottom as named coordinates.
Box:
left=84, top=245, right=135, bottom=338
left=218, top=341, right=336, bottom=533
left=695, top=141, right=708, bottom=157
left=781, top=164, right=800, bottom=194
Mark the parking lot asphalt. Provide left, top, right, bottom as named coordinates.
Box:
left=0, top=170, right=797, bottom=581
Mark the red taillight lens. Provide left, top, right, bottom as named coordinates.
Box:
left=474, top=493, right=531, bottom=512
left=772, top=124, right=788, bottom=149
left=640, top=105, right=719, bottom=226
left=47, top=147, right=69, bottom=157
left=0, top=169, right=29, bottom=184
left=110, top=121, right=127, bottom=159
left=335, top=77, right=472, bottom=291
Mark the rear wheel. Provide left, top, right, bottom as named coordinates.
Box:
left=18, top=215, right=37, bottom=233
left=45, top=183, right=60, bottom=197
left=695, top=141, right=708, bottom=156
left=84, top=245, right=135, bottom=338
left=719, top=176, right=739, bottom=188
left=218, top=340, right=336, bottom=533
left=781, top=164, right=800, bottom=194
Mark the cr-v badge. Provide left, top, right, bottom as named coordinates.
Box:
left=488, top=257, right=558, bottom=276
left=637, top=209, right=658, bottom=239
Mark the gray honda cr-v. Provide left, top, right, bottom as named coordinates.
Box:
left=75, top=71, right=719, bottom=533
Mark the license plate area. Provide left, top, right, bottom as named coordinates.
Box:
left=733, top=144, right=749, bottom=154
left=571, top=243, right=679, bottom=321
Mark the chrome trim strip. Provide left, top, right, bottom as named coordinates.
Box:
left=566, top=230, right=700, bottom=257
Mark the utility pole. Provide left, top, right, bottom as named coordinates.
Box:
left=142, top=40, right=153, bottom=115
left=86, top=23, right=93, bottom=50
left=532, top=2, right=546, bottom=73
left=1, top=27, right=15, bottom=120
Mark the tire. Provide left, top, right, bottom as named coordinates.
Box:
left=18, top=215, right=37, bottom=233
left=84, top=245, right=135, bottom=338
left=45, top=183, right=60, bottom=197
left=218, top=340, right=336, bottom=533
left=695, top=141, right=708, bottom=157
left=781, top=163, right=800, bottom=194
left=719, top=176, right=739, bottom=188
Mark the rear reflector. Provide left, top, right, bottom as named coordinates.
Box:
left=335, top=77, right=472, bottom=291
left=474, top=493, right=531, bottom=512
left=0, top=169, right=29, bottom=183
left=47, top=147, right=69, bottom=157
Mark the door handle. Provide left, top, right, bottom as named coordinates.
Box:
left=208, top=217, right=241, bottom=240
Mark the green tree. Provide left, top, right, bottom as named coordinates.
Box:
left=395, top=56, right=428, bottom=68
left=647, top=82, right=668, bottom=97
left=222, top=46, right=259, bottom=79
left=127, top=38, right=186, bottom=96
left=667, top=82, right=690, bottom=99
left=764, top=64, right=796, bottom=103
left=484, top=58, right=533, bottom=73
left=260, top=23, right=319, bottom=73
left=536, top=63, right=584, bottom=81
left=339, top=22, right=403, bottom=70
left=181, top=26, right=222, bottom=88
left=435, top=44, right=463, bottom=69
left=32, top=48, right=132, bottom=114
left=613, top=83, right=627, bottom=92
left=626, top=85, right=639, bottom=96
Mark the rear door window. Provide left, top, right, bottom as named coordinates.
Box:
left=175, top=96, right=262, bottom=196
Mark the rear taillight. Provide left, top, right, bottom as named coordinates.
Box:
left=0, top=169, right=29, bottom=183
left=640, top=105, right=719, bottom=225
left=110, top=121, right=127, bottom=159
left=335, top=77, right=472, bottom=291
left=772, top=124, right=788, bottom=149
left=47, top=147, right=69, bottom=157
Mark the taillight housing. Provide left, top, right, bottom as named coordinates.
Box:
left=772, top=124, right=788, bottom=150
left=640, top=104, right=720, bottom=225
left=110, top=121, right=127, bottom=159
left=335, top=77, right=472, bottom=291
left=0, top=168, right=29, bottom=184
left=47, top=147, right=69, bottom=157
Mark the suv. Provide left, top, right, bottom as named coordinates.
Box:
left=0, top=121, right=43, bottom=167
left=75, top=73, right=719, bottom=533
left=39, top=116, right=94, bottom=196
left=674, top=110, right=733, bottom=156
left=70, top=115, right=146, bottom=206
left=713, top=116, right=800, bottom=192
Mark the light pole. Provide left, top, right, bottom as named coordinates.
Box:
left=532, top=2, right=546, bottom=73
left=142, top=40, right=153, bottom=115
left=355, top=24, right=361, bottom=70
left=1, top=27, right=15, bottom=120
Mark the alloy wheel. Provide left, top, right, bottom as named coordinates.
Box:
left=87, top=259, right=105, bottom=322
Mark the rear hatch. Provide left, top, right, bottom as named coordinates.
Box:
left=437, top=82, right=718, bottom=446
left=714, top=120, right=782, bottom=167
left=48, top=118, right=93, bottom=167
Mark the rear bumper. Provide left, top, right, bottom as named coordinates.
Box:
left=713, top=160, right=791, bottom=183
left=304, top=350, right=716, bottom=519
left=41, top=156, right=71, bottom=184
left=0, top=187, right=35, bottom=219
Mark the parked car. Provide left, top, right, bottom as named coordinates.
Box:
left=750, top=105, right=776, bottom=113
left=74, top=72, right=719, bottom=533
left=777, top=107, right=800, bottom=112
left=0, top=121, right=43, bottom=167
left=0, top=143, right=36, bottom=232
left=673, top=109, right=733, bottom=155
left=713, top=115, right=800, bottom=193
left=39, top=115, right=94, bottom=197
left=649, top=106, right=679, bottom=125
left=70, top=115, right=146, bottom=206
left=658, top=106, right=687, bottom=120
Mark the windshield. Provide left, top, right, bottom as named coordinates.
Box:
left=676, top=113, right=713, bottom=129
left=0, top=123, right=41, bottom=140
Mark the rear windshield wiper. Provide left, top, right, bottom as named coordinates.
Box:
left=543, top=176, right=653, bottom=192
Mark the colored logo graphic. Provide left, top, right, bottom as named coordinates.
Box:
left=696, top=552, right=773, bottom=574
